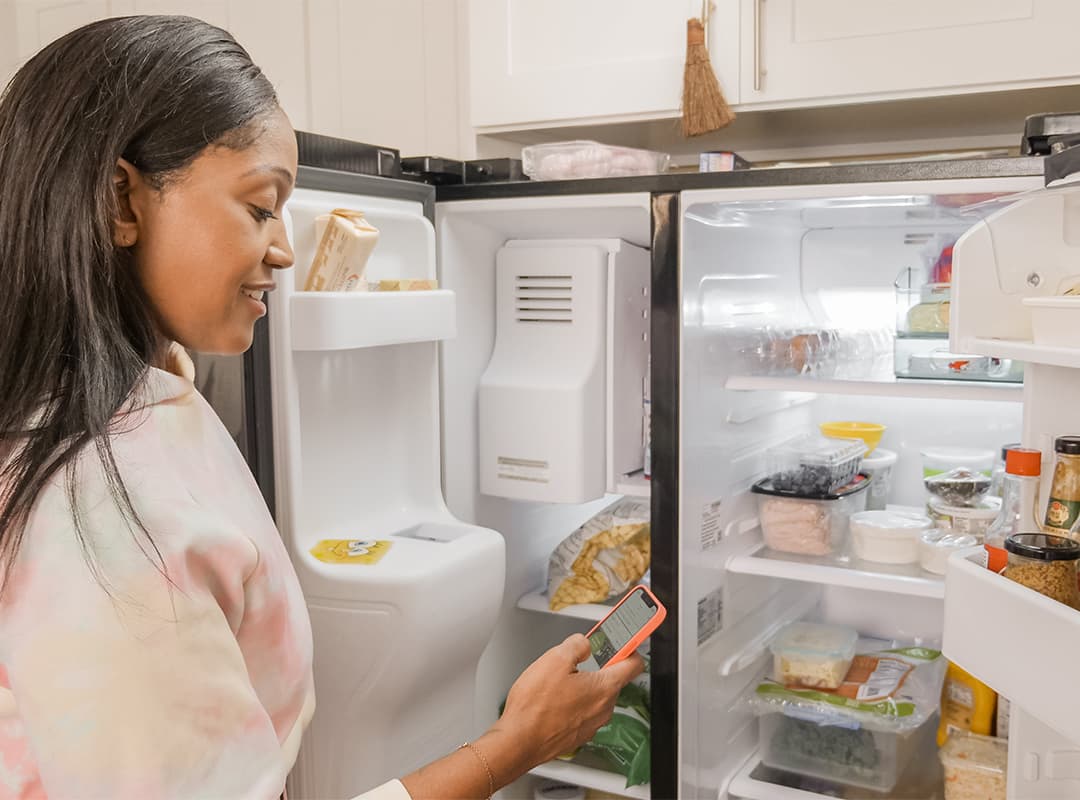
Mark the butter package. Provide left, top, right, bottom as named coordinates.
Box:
left=304, top=209, right=379, bottom=292
left=374, top=279, right=438, bottom=291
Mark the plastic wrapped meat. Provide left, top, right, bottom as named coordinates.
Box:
left=759, top=497, right=832, bottom=556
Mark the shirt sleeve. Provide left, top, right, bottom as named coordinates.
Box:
left=1, top=506, right=298, bottom=799
left=351, top=779, right=413, bottom=800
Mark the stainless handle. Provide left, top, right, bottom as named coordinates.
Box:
left=753, top=0, right=764, bottom=91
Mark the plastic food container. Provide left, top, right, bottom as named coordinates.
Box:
left=927, top=496, right=1001, bottom=541
left=925, top=467, right=992, bottom=507
left=1004, top=532, right=1080, bottom=609
left=1023, top=295, right=1080, bottom=348
left=919, top=529, right=978, bottom=575
left=861, top=448, right=898, bottom=511
left=920, top=446, right=995, bottom=478
left=759, top=711, right=935, bottom=793
left=770, top=621, right=857, bottom=689
left=939, top=731, right=1007, bottom=800
left=767, top=434, right=865, bottom=495
left=753, top=475, right=870, bottom=556
left=520, top=141, right=670, bottom=181
left=850, top=510, right=932, bottom=564
left=818, top=421, right=885, bottom=455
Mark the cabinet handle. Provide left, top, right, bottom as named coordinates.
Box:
left=753, top=0, right=765, bottom=91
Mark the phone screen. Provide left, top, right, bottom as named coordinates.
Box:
left=581, top=588, right=657, bottom=671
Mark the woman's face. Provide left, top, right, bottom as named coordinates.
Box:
left=119, top=108, right=298, bottom=356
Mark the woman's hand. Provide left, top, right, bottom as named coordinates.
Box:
left=495, top=633, right=646, bottom=768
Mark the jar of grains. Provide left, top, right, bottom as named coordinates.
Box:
left=1004, top=533, right=1080, bottom=609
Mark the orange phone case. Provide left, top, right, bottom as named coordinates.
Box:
left=585, top=584, right=667, bottom=668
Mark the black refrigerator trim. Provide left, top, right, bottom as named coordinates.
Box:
left=435, top=155, right=1042, bottom=202
left=649, top=192, right=680, bottom=800
left=296, top=165, right=436, bottom=221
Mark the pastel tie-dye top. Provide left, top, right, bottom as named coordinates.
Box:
left=0, top=356, right=410, bottom=800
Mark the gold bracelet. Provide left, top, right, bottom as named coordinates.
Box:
left=459, top=741, right=495, bottom=800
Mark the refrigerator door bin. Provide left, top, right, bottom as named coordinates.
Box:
left=290, top=289, right=456, bottom=350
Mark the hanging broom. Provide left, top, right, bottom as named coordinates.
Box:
left=681, top=1, right=735, bottom=137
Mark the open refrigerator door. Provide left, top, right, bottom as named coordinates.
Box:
left=677, top=174, right=1048, bottom=800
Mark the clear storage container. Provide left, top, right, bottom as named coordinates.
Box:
left=758, top=711, right=936, bottom=793
left=919, top=529, right=978, bottom=575
left=927, top=496, right=1001, bottom=541
left=520, top=141, right=670, bottom=181
left=767, top=434, right=865, bottom=495
left=752, top=474, right=870, bottom=556
left=939, top=730, right=1007, bottom=800
left=770, top=622, right=857, bottom=689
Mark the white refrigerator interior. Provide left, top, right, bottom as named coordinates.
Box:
left=269, top=188, right=504, bottom=800
left=675, top=176, right=1049, bottom=800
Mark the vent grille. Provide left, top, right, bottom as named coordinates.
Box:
left=515, top=274, right=572, bottom=324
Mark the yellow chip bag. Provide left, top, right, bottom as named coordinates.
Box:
left=547, top=498, right=651, bottom=611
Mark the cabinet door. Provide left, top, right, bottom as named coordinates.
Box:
left=306, top=0, right=466, bottom=158
left=469, top=0, right=739, bottom=129
left=742, top=0, right=1080, bottom=105
left=10, top=0, right=308, bottom=129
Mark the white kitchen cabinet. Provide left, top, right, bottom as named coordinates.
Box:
left=741, top=0, right=1080, bottom=106
left=8, top=0, right=309, bottom=129
left=468, top=0, right=739, bottom=130
left=305, top=0, right=467, bottom=158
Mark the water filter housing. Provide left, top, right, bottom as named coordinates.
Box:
left=479, top=238, right=650, bottom=503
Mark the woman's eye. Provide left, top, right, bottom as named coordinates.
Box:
left=251, top=205, right=277, bottom=222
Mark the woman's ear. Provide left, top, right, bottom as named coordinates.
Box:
left=112, top=157, right=144, bottom=248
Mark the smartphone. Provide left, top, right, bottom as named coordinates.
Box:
left=580, top=585, right=666, bottom=671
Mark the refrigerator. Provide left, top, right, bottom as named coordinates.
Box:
left=213, top=135, right=1080, bottom=800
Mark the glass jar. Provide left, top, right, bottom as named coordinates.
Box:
left=1004, top=533, right=1080, bottom=609
left=989, top=443, right=1021, bottom=499
left=985, top=447, right=1042, bottom=573
left=1043, top=436, right=1080, bottom=537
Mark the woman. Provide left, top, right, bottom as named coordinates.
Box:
left=0, top=16, right=644, bottom=799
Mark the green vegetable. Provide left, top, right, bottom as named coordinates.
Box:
left=617, top=682, right=651, bottom=723
left=772, top=716, right=880, bottom=776
left=584, top=712, right=651, bottom=787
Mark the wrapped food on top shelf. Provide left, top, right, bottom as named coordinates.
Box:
left=305, top=208, right=380, bottom=292
left=547, top=498, right=650, bottom=611
left=372, top=279, right=438, bottom=291
left=521, top=141, right=670, bottom=181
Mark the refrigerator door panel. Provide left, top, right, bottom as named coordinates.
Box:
left=269, top=170, right=507, bottom=800
left=678, top=175, right=1042, bottom=799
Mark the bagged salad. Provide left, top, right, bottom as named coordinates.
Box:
left=748, top=643, right=947, bottom=733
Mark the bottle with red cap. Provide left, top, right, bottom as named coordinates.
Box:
left=984, top=446, right=1043, bottom=573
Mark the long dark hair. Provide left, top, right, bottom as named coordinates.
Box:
left=0, top=16, right=279, bottom=593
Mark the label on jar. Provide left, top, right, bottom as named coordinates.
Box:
left=1044, top=496, right=1080, bottom=534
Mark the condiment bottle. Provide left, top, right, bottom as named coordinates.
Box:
left=985, top=447, right=1042, bottom=574
left=1043, top=436, right=1080, bottom=538
left=1004, top=532, right=1080, bottom=610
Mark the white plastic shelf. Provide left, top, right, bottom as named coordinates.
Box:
left=725, top=373, right=1022, bottom=403
left=290, top=289, right=455, bottom=351
left=615, top=470, right=652, bottom=498
left=944, top=549, right=1080, bottom=746
left=517, top=589, right=614, bottom=622
left=728, top=545, right=945, bottom=600
left=964, top=337, right=1080, bottom=370
left=530, top=760, right=649, bottom=800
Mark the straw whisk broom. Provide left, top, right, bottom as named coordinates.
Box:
left=682, top=0, right=735, bottom=137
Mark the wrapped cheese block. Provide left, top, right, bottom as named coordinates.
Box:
left=304, top=208, right=379, bottom=292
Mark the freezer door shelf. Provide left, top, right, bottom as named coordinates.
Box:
left=517, top=587, right=620, bottom=622
left=944, top=548, right=1080, bottom=748
left=290, top=289, right=456, bottom=350
left=530, top=759, right=649, bottom=800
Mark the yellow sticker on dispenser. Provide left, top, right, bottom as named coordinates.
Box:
left=310, top=539, right=392, bottom=565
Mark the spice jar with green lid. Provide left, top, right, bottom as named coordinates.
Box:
left=1004, top=532, right=1080, bottom=609
left=1044, top=436, right=1080, bottom=537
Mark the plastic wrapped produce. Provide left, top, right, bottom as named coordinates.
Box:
left=767, top=434, right=865, bottom=495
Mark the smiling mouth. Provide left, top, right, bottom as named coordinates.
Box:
left=241, top=288, right=266, bottom=302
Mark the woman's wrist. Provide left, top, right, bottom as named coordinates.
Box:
left=475, top=720, right=536, bottom=789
